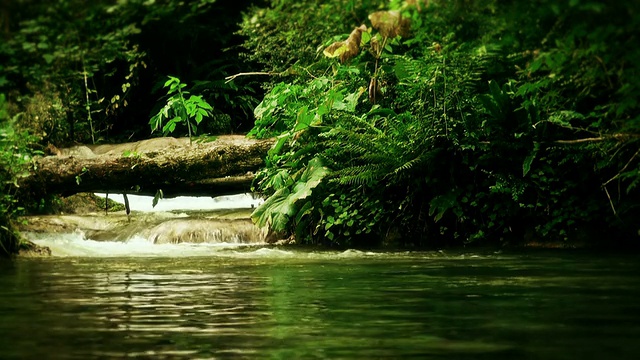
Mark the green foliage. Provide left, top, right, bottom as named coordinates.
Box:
left=74, top=167, right=88, bottom=185
left=149, top=76, right=214, bottom=143
left=249, top=77, right=360, bottom=139
left=1, top=0, right=147, bottom=144
left=238, top=0, right=387, bottom=94
left=1, top=0, right=260, bottom=144
left=252, top=157, right=329, bottom=232
left=247, top=0, right=640, bottom=247
left=0, top=94, right=39, bottom=255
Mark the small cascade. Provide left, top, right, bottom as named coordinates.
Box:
left=21, top=193, right=270, bottom=256
left=80, top=217, right=267, bottom=244
left=143, top=219, right=267, bottom=244
left=22, top=232, right=266, bottom=257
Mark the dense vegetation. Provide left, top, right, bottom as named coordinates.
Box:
left=0, top=0, right=259, bottom=255
left=0, top=0, right=259, bottom=146
left=1, top=0, right=639, bottom=255
left=0, top=94, right=38, bottom=254
left=242, top=0, right=640, bottom=248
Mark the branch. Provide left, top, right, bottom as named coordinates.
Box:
left=554, top=137, right=607, bottom=144
left=224, top=72, right=279, bottom=83
left=603, top=186, right=617, bottom=215
left=602, top=147, right=640, bottom=187
left=554, top=133, right=639, bottom=144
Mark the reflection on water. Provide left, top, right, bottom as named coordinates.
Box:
left=1, top=252, right=640, bottom=359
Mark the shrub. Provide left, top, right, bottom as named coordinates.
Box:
left=245, top=0, right=640, bottom=247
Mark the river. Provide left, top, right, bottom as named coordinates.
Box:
left=1, top=195, right=639, bottom=359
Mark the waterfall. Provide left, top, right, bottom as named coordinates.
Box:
left=21, top=193, right=271, bottom=257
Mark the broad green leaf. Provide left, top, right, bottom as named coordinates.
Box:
left=342, top=88, right=365, bottom=112
left=251, top=188, right=294, bottom=230
left=293, top=106, right=314, bottom=132
left=185, top=102, right=196, bottom=116
left=289, top=157, right=329, bottom=200
left=316, top=104, right=330, bottom=119
left=22, top=42, right=36, bottom=52
left=265, top=169, right=291, bottom=190
left=295, top=200, right=314, bottom=224
left=197, top=108, right=209, bottom=124
left=149, top=114, right=161, bottom=130
left=252, top=158, right=329, bottom=231
left=268, top=132, right=290, bottom=158
left=361, top=30, right=371, bottom=45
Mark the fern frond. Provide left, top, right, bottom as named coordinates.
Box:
left=332, top=164, right=386, bottom=186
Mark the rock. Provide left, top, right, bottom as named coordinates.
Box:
left=59, top=145, right=96, bottom=158
left=17, top=240, right=51, bottom=257
left=274, top=236, right=296, bottom=246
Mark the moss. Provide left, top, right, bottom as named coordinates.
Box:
left=38, top=193, right=125, bottom=215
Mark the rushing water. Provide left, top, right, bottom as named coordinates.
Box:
left=2, top=249, right=640, bottom=359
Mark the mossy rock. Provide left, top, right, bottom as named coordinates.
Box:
left=48, top=193, right=125, bottom=214
left=17, top=240, right=52, bottom=257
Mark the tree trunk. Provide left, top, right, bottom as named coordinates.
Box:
left=20, top=136, right=275, bottom=198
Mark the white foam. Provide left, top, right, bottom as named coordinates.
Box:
left=94, top=193, right=264, bottom=212
left=25, top=232, right=254, bottom=258
left=26, top=231, right=398, bottom=260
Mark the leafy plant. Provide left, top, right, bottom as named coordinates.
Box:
left=0, top=93, right=39, bottom=255
left=252, top=157, right=329, bottom=231
left=246, top=0, right=639, bottom=247
left=0, top=1, right=148, bottom=144
left=149, top=76, right=214, bottom=144
left=75, top=167, right=88, bottom=185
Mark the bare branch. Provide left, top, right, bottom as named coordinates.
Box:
left=603, top=186, right=617, bottom=215
left=602, top=147, right=640, bottom=187
left=554, top=133, right=639, bottom=144
left=224, top=72, right=279, bottom=83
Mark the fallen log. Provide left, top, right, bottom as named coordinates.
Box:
left=20, top=135, right=275, bottom=198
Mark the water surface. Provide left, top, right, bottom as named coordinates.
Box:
left=2, top=249, right=639, bottom=359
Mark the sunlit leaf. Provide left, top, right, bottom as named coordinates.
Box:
left=368, top=11, right=410, bottom=38
left=290, top=157, right=329, bottom=201
left=323, top=25, right=367, bottom=63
